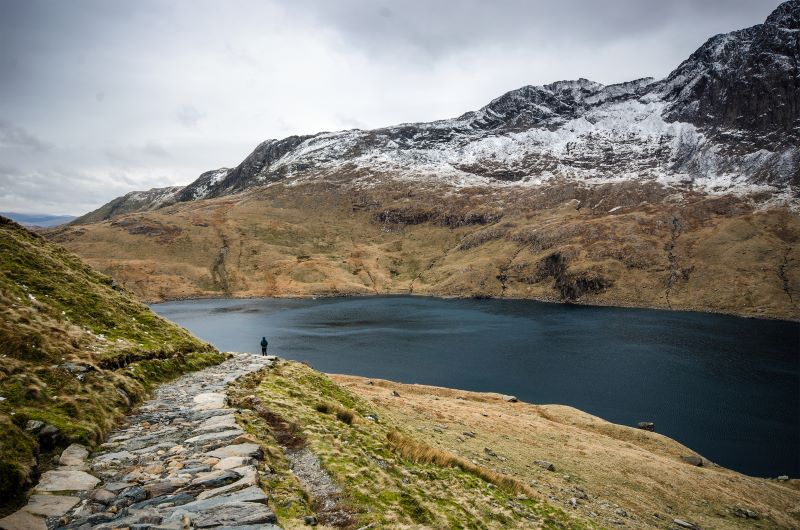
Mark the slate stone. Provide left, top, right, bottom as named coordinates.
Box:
left=190, top=470, right=241, bottom=489
left=213, top=456, right=254, bottom=470
left=22, top=494, right=80, bottom=517
left=130, top=492, right=195, bottom=510
left=196, top=467, right=258, bottom=500
left=192, top=393, right=226, bottom=411
left=184, top=429, right=244, bottom=446
left=0, top=509, right=46, bottom=530
left=179, top=486, right=268, bottom=512
left=207, top=443, right=262, bottom=460
left=35, top=470, right=100, bottom=492
left=58, top=444, right=89, bottom=468
left=191, top=501, right=277, bottom=528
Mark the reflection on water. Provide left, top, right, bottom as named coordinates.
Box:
left=152, top=295, right=800, bottom=478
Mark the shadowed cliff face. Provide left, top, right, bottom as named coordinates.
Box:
left=661, top=1, right=799, bottom=144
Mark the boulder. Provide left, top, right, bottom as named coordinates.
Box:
left=37, top=424, right=62, bottom=449
left=673, top=519, right=700, bottom=529
left=732, top=506, right=759, bottom=519
left=680, top=455, right=703, bottom=467
left=502, top=395, right=518, bottom=403
left=534, top=460, right=556, bottom=471
left=636, top=422, right=655, bottom=431
left=24, top=420, right=45, bottom=433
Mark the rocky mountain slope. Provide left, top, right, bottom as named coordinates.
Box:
left=0, top=216, right=224, bottom=509
left=54, top=2, right=799, bottom=319
left=74, top=1, right=799, bottom=227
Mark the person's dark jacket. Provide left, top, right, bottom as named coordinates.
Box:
left=260, top=337, right=268, bottom=347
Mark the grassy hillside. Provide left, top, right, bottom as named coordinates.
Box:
left=50, top=180, right=799, bottom=320
left=0, top=216, right=225, bottom=508
left=230, top=361, right=592, bottom=529
left=231, top=360, right=799, bottom=529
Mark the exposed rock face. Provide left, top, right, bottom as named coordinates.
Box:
left=73, top=2, right=800, bottom=226
left=660, top=1, right=799, bottom=143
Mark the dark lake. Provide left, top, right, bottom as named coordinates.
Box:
left=151, top=296, right=800, bottom=478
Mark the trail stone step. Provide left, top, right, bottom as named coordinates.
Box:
left=191, top=501, right=277, bottom=528
left=184, top=428, right=244, bottom=445
left=0, top=509, right=46, bottom=530
left=35, top=469, right=100, bottom=492
left=179, top=485, right=268, bottom=512
left=21, top=494, right=80, bottom=517
left=21, top=353, right=283, bottom=529
left=207, top=443, right=263, bottom=460
left=57, top=443, right=89, bottom=468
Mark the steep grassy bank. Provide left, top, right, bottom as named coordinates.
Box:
left=0, top=216, right=225, bottom=510
left=49, top=180, right=800, bottom=320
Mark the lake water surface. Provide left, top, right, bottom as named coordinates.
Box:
left=152, top=296, right=799, bottom=478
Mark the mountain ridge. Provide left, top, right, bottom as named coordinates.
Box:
left=73, top=1, right=799, bottom=225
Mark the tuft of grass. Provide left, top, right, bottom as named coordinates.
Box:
left=335, top=409, right=354, bottom=425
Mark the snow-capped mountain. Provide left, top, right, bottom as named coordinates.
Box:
left=76, top=1, right=799, bottom=224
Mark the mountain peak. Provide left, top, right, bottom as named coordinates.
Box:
left=765, top=0, right=799, bottom=29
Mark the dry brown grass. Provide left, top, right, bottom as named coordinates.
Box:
left=387, top=429, right=538, bottom=499
left=334, top=373, right=800, bottom=529
left=48, top=180, right=799, bottom=320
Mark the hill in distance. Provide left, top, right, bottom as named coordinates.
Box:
left=0, top=212, right=77, bottom=228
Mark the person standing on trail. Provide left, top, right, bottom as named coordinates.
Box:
left=260, top=336, right=269, bottom=356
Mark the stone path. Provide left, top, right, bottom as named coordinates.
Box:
left=1, top=353, right=282, bottom=530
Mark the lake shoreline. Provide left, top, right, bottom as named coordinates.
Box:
left=151, top=295, right=800, bottom=478
left=147, top=290, right=800, bottom=323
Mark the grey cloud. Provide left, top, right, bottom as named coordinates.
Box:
left=143, top=141, right=170, bottom=159
left=0, top=120, right=51, bottom=151
left=176, top=106, right=205, bottom=128
left=284, top=0, right=778, bottom=60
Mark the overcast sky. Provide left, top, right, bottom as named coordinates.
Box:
left=0, top=0, right=782, bottom=215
